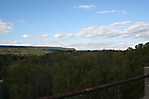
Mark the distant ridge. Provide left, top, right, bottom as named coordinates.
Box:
left=0, top=45, right=75, bottom=49
left=0, top=45, right=76, bottom=55
left=0, top=45, right=27, bottom=48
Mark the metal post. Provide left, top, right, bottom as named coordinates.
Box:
left=143, top=67, right=149, bottom=99
left=0, top=80, right=3, bottom=99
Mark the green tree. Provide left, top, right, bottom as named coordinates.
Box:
left=5, top=63, right=53, bottom=99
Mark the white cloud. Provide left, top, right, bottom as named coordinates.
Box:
left=22, top=34, right=29, bottom=38
left=96, top=10, right=127, bottom=15
left=54, top=33, right=74, bottom=39
left=75, top=4, right=96, bottom=9
left=67, top=42, right=130, bottom=50
left=0, top=20, right=12, bottom=34
left=67, top=42, right=111, bottom=50
left=78, top=25, right=118, bottom=38
left=54, top=21, right=124, bottom=39
left=0, top=40, right=17, bottom=45
left=37, top=34, right=49, bottom=41
left=22, top=34, right=49, bottom=41
left=2, top=21, right=148, bottom=50
left=19, top=34, right=50, bottom=46
left=48, top=40, right=65, bottom=47
left=53, top=21, right=149, bottom=50
left=127, top=22, right=149, bottom=38
left=55, top=21, right=149, bottom=39
left=54, top=33, right=65, bottom=39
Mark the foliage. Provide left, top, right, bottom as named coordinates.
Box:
left=0, top=42, right=149, bottom=99
left=5, top=61, right=53, bottom=99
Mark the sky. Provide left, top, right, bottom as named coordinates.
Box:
left=0, top=0, right=149, bottom=50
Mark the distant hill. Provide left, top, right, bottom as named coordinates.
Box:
left=0, top=45, right=76, bottom=55
left=0, top=45, right=27, bottom=48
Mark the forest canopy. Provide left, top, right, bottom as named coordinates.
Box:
left=0, top=42, right=149, bottom=99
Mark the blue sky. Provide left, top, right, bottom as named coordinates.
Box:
left=0, top=0, right=149, bottom=49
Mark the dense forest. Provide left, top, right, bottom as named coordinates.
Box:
left=0, top=42, right=149, bottom=99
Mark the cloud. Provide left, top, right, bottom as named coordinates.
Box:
left=54, top=33, right=74, bottom=39
left=35, top=34, right=49, bottom=41
left=53, top=21, right=149, bottom=50
left=55, top=21, right=130, bottom=39
left=22, top=34, right=49, bottom=41
left=2, top=21, right=148, bottom=50
left=20, top=34, right=50, bottom=46
left=0, top=40, right=17, bottom=45
left=54, top=33, right=66, bottom=39
left=67, top=42, right=111, bottom=50
left=127, top=22, right=149, bottom=39
left=67, top=42, right=132, bottom=50
left=22, top=34, right=29, bottom=38
left=0, top=20, right=12, bottom=34
left=75, top=4, right=96, bottom=9
left=55, top=21, right=149, bottom=39
left=96, top=10, right=127, bottom=15
left=78, top=25, right=119, bottom=38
